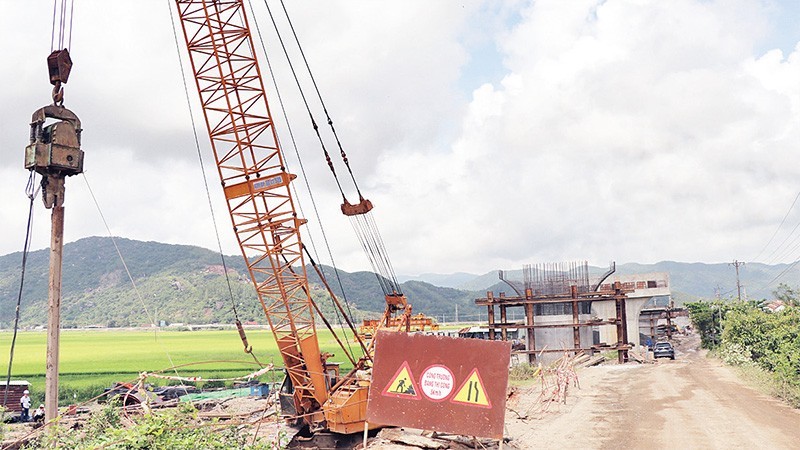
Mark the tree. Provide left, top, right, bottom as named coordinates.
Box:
left=773, top=283, right=800, bottom=307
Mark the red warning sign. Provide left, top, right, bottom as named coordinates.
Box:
left=381, top=361, right=421, bottom=400
left=367, top=331, right=511, bottom=439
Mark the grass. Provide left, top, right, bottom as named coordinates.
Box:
left=1, top=327, right=358, bottom=404
left=728, top=361, right=800, bottom=408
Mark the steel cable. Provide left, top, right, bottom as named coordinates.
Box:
left=250, top=0, right=358, bottom=328
left=2, top=171, right=38, bottom=423
left=81, top=173, right=187, bottom=382
left=260, top=0, right=347, bottom=201
left=277, top=0, right=363, bottom=198
left=262, top=0, right=403, bottom=304
left=166, top=0, right=265, bottom=368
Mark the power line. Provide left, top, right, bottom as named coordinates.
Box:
left=757, top=190, right=800, bottom=264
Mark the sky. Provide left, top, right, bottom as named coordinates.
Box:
left=1, top=0, right=800, bottom=277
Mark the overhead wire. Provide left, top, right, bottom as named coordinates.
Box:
left=752, top=191, right=800, bottom=262
left=763, top=218, right=800, bottom=265
left=2, top=172, right=39, bottom=423
left=737, top=188, right=800, bottom=291
left=769, top=231, right=800, bottom=266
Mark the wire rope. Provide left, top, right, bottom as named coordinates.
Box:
left=248, top=0, right=357, bottom=357
left=50, top=1, right=57, bottom=52
left=251, top=0, right=358, bottom=330
left=166, top=0, right=265, bottom=367
left=81, top=173, right=185, bottom=380
left=259, top=0, right=347, bottom=201
left=261, top=0, right=399, bottom=306
left=67, top=0, right=75, bottom=50
left=2, top=172, right=39, bottom=422
left=271, top=0, right=403, bottom=299
left=277, top=0, right=363, bottom=198
left=50, top=0, right=75, bottom=51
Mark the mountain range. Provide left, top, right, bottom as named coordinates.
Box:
left=0, top=236, right=794, bottom=328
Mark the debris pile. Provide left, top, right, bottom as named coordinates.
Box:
left=363, top=428, right=505, bottom=449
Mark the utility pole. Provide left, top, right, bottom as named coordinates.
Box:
left=730, top=260, right=745, bottom=302
left=25, top=48, right=83, bottom=423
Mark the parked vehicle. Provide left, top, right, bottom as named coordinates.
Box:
left=653, top=341, right=675, bottom=360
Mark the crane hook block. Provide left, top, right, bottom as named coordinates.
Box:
left=341, top=197, right=373, bottom=216
left=47, top=49, right=73, bottom=86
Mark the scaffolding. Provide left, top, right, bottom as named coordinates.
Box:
left=477, top=262, right=632, bottom=364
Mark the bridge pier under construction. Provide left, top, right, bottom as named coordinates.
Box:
left=476, top=262, right=671, bottom=364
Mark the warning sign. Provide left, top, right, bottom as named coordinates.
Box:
left=451, top=368, right=491, bottom=408
left=419, top=365, right=454, bottom=401
left=381, top=361, right=421, bottom=400
left=367, top=331, right=511, bottom=439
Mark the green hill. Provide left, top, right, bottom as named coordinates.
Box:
left=3, top=237, right=789, bottom=329
left=0, top=237, right=481, bottom=328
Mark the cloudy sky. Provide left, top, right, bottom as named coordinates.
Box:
left=1, top=0, right=800, bottom=277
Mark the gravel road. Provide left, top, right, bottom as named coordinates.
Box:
left=506, top=334, right=800, bottom=449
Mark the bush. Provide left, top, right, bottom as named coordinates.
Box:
left=0, top=406, right=6, bottom=441
left=718, top=342, right=753, bottom=367
left=24, top=404, right=280, bottom=449
left=509, top=363, right=540, bottom=381
left=701, top=300, right=800, bottom=407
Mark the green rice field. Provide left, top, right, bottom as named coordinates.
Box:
left=0, top=328, right=355, bottom=404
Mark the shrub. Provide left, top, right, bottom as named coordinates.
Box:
left=24, top=404, right=280, bottom=449
left=718, top=342, right=753, bottom=367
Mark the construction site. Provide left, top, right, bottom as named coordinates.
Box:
left=3, top=1, right=800, bottom=449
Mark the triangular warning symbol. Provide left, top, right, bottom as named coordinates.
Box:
left=381, top=361, right=421, bottom=400
left=450, top=368, right=492, bottom=408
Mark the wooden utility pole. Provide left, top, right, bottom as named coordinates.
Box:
left=730, top=260, right=745, bottom=302
left=45, top=206, right=65, bottom=421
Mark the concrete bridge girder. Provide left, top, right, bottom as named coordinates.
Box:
left=593, top=286, right=670, bottom=348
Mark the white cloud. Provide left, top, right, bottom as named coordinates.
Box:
left=2, top=0, right=800, bottom=278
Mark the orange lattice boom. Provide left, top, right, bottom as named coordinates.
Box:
left=175, top=0, right=328, bottom=419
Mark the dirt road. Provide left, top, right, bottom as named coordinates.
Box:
left=506, top=335, right=800, bottom=449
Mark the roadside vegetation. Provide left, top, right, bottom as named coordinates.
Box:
left=23, top=402, right=285, bottom=449
left=687, top=285, right=800, bottom=407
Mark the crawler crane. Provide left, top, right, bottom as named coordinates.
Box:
left=173, top=0, right=412, bottom=435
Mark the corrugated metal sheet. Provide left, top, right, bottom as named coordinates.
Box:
left=1, top=381, right=31, bottom=413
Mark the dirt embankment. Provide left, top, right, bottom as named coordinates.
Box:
left=506, top=334, right=800, bottom=449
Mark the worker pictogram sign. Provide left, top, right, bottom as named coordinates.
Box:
left=451, top=368, right=491, bottom=408
left=419, top=364, right=454, bottom=401
left=367, top=330, right=511, bottom=439
left=381, top=361, right=421, bottom=400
